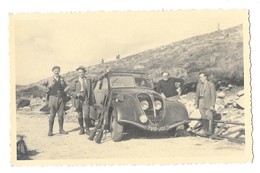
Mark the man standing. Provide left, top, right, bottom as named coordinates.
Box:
left=195, top=72, right=216, bottom=136
left=156, top=72, right=184, bottom=100
left=68, top=66, right=96, bottom=135
left=39, top=66, right=68, bottom=136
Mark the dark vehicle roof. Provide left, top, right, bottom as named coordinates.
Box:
left=107, top=69, right=148, bottom=76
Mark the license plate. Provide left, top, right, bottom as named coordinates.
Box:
left=147, top=126, right=167, bottom=131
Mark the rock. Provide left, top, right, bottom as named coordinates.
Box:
left=234, top=95, right=244, bottom=109
left=228, top=84, right=234, bottom=89
left=189, top=109, right=201, bottom=119
left=232, top=102, right=238, bottom=108
left=218, top=91, right=226, bottom=98
left=133, top=65, right=144, bottom=70
left=23, top=106, right=32, bottom=111
left=39, top=104, right=49, bottom=113
left=237, top=90, right=244, bottom=97
left=16, top=99, right=30, bottom=109
left=221, top=110, right=228, bottom=115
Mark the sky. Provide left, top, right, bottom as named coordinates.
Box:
left=12, top=11, right=247, bottom=85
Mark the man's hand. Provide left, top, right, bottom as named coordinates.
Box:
left=176, top=87, right=182, bottom=96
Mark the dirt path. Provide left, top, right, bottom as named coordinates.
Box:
left=16, top=113, right=245, bottom=161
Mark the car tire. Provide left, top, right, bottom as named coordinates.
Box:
left=110, top=110, right=124, bottom=142
left=168, top=127, right=176, bottom=136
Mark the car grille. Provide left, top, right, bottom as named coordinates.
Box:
left=137, top=93, right=164, bottom=124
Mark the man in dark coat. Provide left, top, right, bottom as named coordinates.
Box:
left=67, top=66, right=96, bottom=135
left=156, top=72, right=184, bottom=100
left=195, top=72, right=216, bottom=136
left=39, top=66, right=68, bottom=136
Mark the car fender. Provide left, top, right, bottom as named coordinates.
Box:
left=112, top=96, right=145, bottom=128
left=159, top=100, right=190, bottom=129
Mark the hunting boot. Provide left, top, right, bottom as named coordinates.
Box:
left=58, top=117, right=68, bottom=135
left=205, top=119, right=214, bottom=136
left=48, top=117, right=54, bottom=136
left=84, top=117, right=91, bottom=135
left=197, top=119, right=207, bottom=136
left=78, top=117, right=85, bottom=135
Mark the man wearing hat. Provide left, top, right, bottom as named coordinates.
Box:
left=39, top=66, right=68, bottom=136
left=67, top=66, right=96, bottom=135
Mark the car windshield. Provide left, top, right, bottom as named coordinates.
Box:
left=110, top=76, right=135, bottom=88
left=110, top=75, right=153, bottom=88
left=134, top=77, right=153, bottom=88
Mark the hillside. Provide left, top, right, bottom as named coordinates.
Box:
left=16, top=24, right=244, bottom=98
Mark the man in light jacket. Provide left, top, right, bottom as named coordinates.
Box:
left=195, top=72, right=216, bottom=136
left=67, top=66, right=96, bottom=135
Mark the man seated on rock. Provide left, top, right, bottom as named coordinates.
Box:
left=156, top=71, right=184, bottom=101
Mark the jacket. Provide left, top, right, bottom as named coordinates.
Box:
left=195, top=81, right=216, bottom=109
left=38, top=76, right=67, bottom=101
left=68, top=77, right=96, bottom=108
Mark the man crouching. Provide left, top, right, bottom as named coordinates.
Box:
left=67, top=66, right=96, bottom=135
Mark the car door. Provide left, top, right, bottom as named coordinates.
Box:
left=94, top=77, right=109, bottom=108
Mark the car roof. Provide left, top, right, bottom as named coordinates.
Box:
left=107, top=69, right=148, bottom=76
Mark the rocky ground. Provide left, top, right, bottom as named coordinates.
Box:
left=16, top=113, right=245, bottom=162
left=15, top=86, right=246, bottom=161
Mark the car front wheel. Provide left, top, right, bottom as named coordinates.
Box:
left=110, top=110, right=124, bottom=142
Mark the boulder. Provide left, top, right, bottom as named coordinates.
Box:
left=228, top=84, right=234, bottom=89
left=189, top=109, right=201, bottom=119
left=39, top=104, right=49, bottom=113
left=218, top=91, right=226, bottom=98
left=133, top=65, right=144, bottom=70
left=237, top=90, right=244, bottom=97
left=16, top=99, right=30, bottom=109
left=221, top=109, right=229, bottom=115
left=233, top=95, right=244, bottom=109
left=23, top=106, right=32, bottom=111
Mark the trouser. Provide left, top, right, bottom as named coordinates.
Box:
left=48, top=95, right=65, bottom=131
left=198, top=99, right=214, bottom=133
left=76, top=100, right=90, bottom=130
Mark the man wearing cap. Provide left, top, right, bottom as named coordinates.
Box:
left=67, top=66, right=96, bottom=135
left=39, top=66, right=68, bottom=136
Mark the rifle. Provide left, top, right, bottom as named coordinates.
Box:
left=88, top=114, right=104, bottom=141
left=95, top=110, right=108, bottom=144
left=88, top=94, right=110, bottom=143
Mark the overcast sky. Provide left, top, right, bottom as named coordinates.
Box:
left=12, top=11, right=247, bottom=85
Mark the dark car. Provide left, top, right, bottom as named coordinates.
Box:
left=92, top=69, right=190, bottom=142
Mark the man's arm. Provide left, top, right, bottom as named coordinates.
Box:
left=194, top=83, right=200, bottom=109
left=67, top=80, right=77, bottom=98
left=174, top=78, right=184, bottom=87
left=210, top=82, right=216, bottom=108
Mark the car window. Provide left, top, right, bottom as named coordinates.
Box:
left=134, top=77, right=153, bottom=88
left=110, top=76, right=135, bottom=88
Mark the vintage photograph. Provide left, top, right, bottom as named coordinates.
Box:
left=10, top=10, right=252, bottom=165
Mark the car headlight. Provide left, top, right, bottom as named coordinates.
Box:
left=139, top=115, right=148, bottom=123
left=140, top=100, right=149, bottom=110
left=154, top=100, right=162, bottom=110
